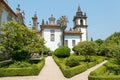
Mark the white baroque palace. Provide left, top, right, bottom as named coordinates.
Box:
left=31, top=6, right=88, bottom=52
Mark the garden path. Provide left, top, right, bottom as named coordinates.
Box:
left=0, top=56, right=107, bottom=80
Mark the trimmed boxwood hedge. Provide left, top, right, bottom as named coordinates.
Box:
left=89, top=75, right=120, bottom=80
left=53, top=55, right=105, bottom=78
left=54, top=46, right=70, bottom=58
left=0, top=59, right=45, bottom=77
left=52, top=55, right=87, bottom=78
left=89, top=59, right=120, bottom=80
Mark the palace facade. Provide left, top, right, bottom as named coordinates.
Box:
left=31, top=6, right=88, bottom=52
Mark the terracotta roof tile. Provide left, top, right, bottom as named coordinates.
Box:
left=64, top=30, right=82, bottom=35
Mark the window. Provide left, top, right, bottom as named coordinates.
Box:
left=80, top=19, right=83, bottom=25
left=50, top=30, right=55, bottom=41
left=64, top=40, right=68, bottom=46
left=72, top=40, right=76, bottom=46
left=50, top=34, right=55, bottom=41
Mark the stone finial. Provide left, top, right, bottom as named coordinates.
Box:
left=78, top=5, right=81, bottom=12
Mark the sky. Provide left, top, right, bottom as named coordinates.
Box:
left=7, top=0, right=120, bottom=40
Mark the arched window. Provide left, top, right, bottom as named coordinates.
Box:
left=80, top=19, right=83, bottom=25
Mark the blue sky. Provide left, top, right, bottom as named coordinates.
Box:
left=7, top=0, right=120, bottom=40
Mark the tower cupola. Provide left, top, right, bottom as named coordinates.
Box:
left=76, top=5, right=83, bottom=17
left=32, top=12, right=38, bottom=30
left=73, top=6, right=87, bottom=27
left=48, top=14, right=56, bottom=25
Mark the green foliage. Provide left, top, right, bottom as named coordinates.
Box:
left=105, top=32, right=120, bottom=45
left=0, top=59, right=45, bottom=76
left=104, top=59, right=120, bottom=75
left=98, top=43, right=120, bottom=58
left=54, top=46, right=70, bottom=58
left=89, top=65, right=120, bottom=80
left=95, top=39, right=104, bottom=46
left=52, top=55, right=87, bottom=78
left=0, top=21, right=46, bottom=61
left=9, top=61, right=31, bottom=68
left=0, top=53, right=9, bottom=61
left=63, top=64, right=87, bottom=78
left=98, top=32, right=120, bottom=61
left=53, top=55, right=105, bottom=78
left=89, top=59, right=120, bottom=80
left=66, top=56, right=80, bottom=67
left=12, top=50, right=30, bottom=61
left=89, top=76, right=120, bottom=80
left=0, top=61, right=13, bottom=68
left=73, top=41, right=98, bottom=61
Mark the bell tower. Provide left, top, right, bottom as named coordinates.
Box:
left=73, top=6, right=88, bottom=41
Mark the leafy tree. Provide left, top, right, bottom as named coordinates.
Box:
left=98, top=32, right=120, bottom=58
left=95, top=39, right=104, bottom=46
left=73, top=41, right=98, bottom=62
left=105, top=32, right=120, bottom=45
left=0, top=21, right=45, bottom=61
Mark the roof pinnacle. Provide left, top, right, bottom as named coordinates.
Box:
left=78, top=5, right=81, bottom=12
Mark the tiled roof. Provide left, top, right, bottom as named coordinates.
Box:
left=1, top=0, right=17, bottom=17
left=41, top=24, right=61, bottom=29
left=64, top=30, right=82, bottom=35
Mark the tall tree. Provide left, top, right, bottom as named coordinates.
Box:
left=0, top=21, right=45, bottom=61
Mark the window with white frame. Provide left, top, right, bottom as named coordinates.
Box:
left=50, top=30, right=55, bottom=41
left=72, top=40, right=76, bottom=46
left=64, top=40, right=68, bottom=46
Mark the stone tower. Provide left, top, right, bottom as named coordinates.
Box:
left=73, top=6, right=88, bottom=41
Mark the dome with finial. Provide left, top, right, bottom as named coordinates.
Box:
left=48, top=14, right=56, bottom=24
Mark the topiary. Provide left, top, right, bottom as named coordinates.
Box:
left=54, top=46, right=70, bottom=58
left=66, top=56, right=80, bottom=67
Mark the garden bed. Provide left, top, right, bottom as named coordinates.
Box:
left=0, top=59, right=45, bottom=77
left=89, top=59, right=120, bottom=80
left=53, top=55, right=105, bottom=78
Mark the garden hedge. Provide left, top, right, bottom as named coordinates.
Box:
left=54, top=46, right=70, bottom=58
left=89, top=75, right=120, bottom=80
left=53, top=55, right=105, bottom=78
left=89, top=60, right=120, bottom=80
left=0, top=59, right=45, bottom=77
left=53, top=55, right=87, bottom=78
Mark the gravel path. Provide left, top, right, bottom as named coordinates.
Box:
left=0, top=56, right=107, bottom=80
